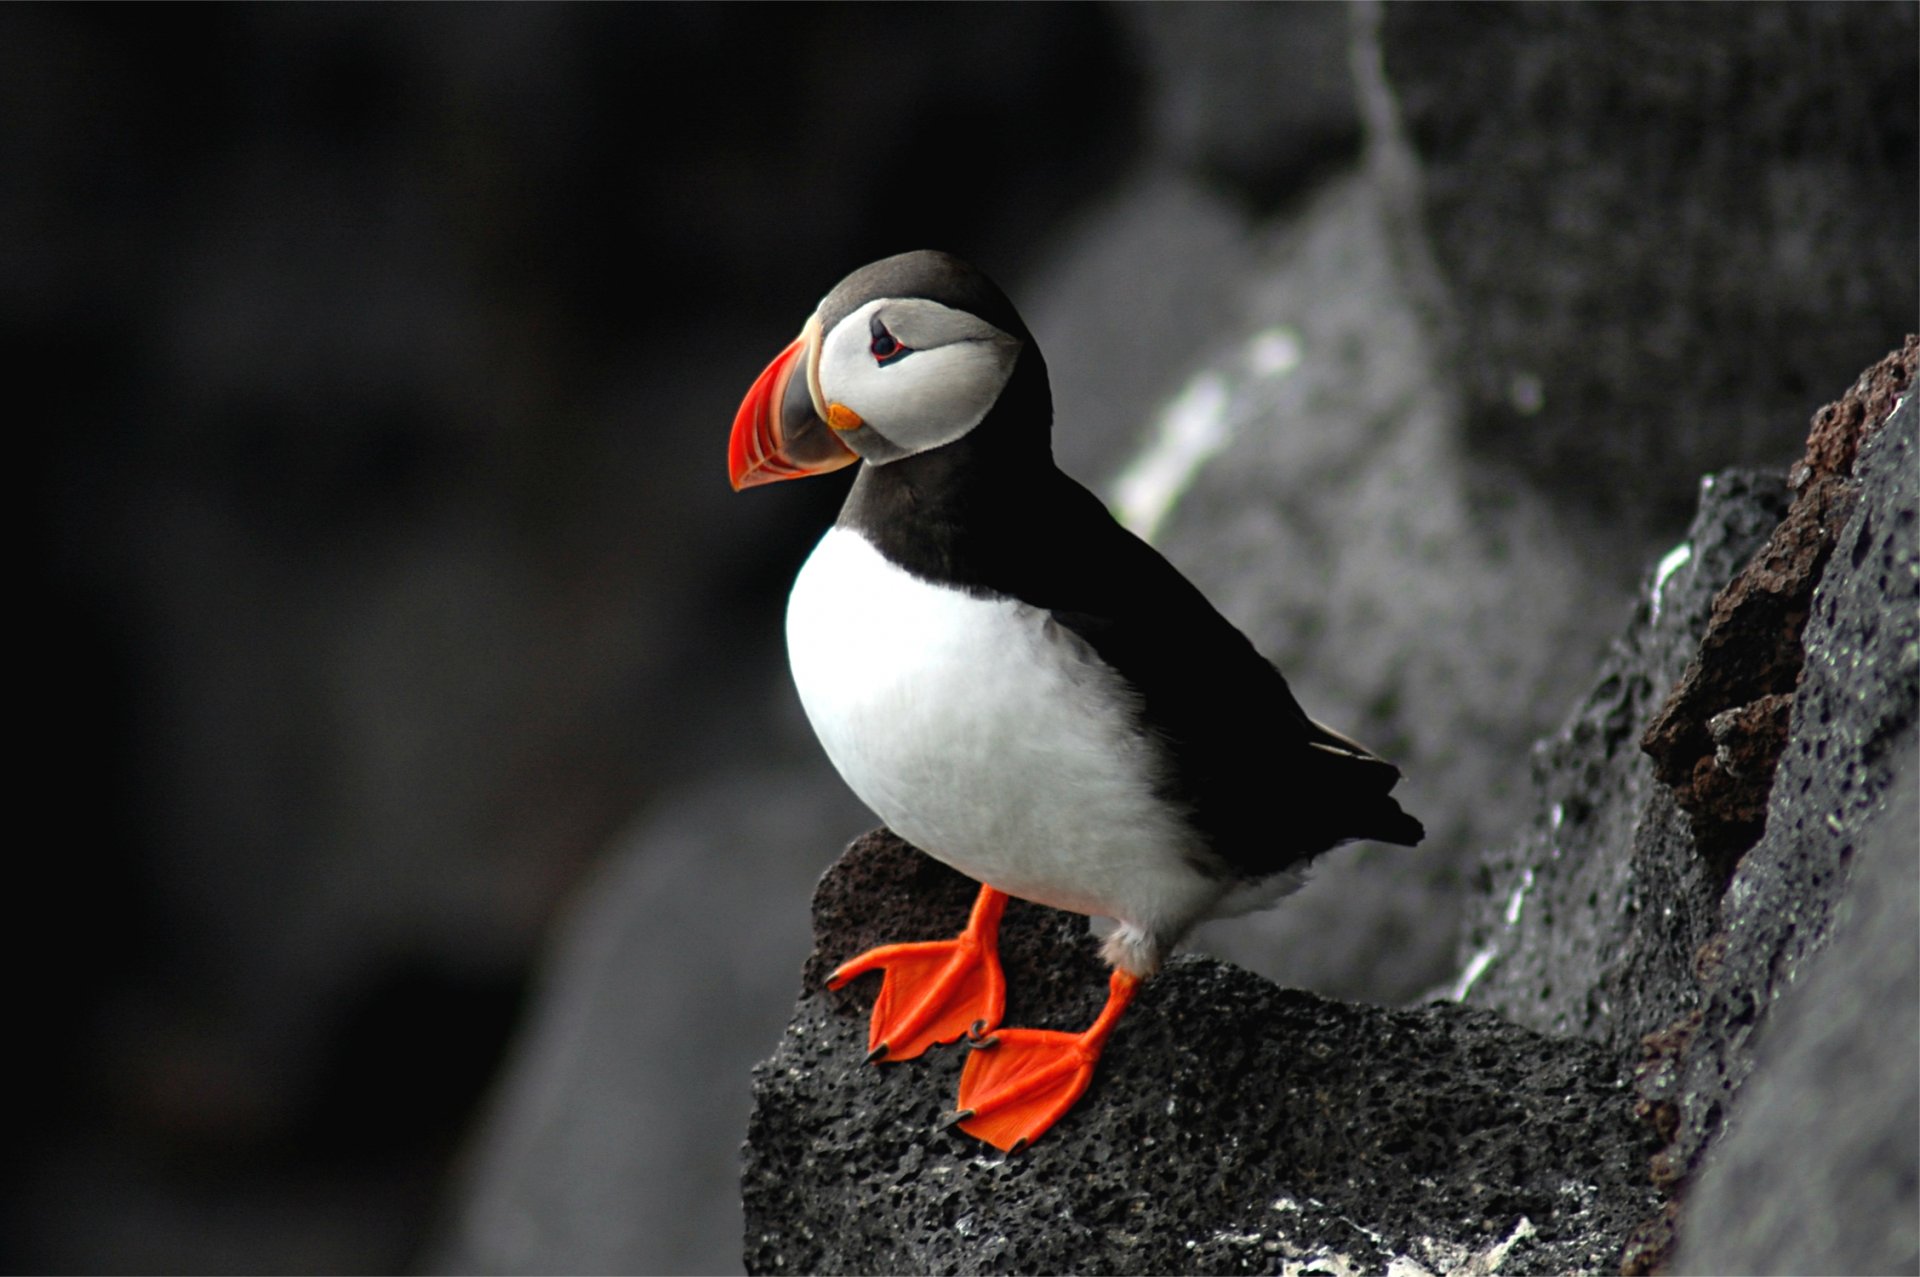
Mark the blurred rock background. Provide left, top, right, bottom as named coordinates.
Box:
left=12, top=4, right=1914, bottom=1275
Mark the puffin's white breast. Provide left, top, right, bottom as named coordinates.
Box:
left=785, top=526, right=1214, bottom=936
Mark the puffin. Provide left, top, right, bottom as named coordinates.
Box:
left=728, top=250, right=1422, bottom=1152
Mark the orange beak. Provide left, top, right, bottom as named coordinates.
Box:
left=728, top=315, right=858, bottom=490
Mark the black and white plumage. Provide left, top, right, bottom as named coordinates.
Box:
left=730, top=250, right=1421, bottom=1148
left=749, top=249, right=1420, bottom=976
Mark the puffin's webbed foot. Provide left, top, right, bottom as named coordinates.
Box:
left=954, top=968, right=1139, bottom=1151
left=827, top=884, right=1008, bottom=1063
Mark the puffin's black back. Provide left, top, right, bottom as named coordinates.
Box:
left=835, top=253, right=1422, bottom=879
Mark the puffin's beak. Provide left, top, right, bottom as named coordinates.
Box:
left=729, top=313, right=857, bottom=491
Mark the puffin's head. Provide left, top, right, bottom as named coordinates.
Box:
left=729, top=250, right=1028, bottom=490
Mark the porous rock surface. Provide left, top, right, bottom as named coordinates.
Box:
left=1451, top=467, right=1788, bottom=1057
left=1458, top=363, right=1919, bottom=1273
left=1651, top=355, right=1917, bottom=1189
left=744, top=834, right=1658, bottom=1277
left=1673, top=738, right=1919, bottom=1277
left=1643, top=338, right=1920, bottom=868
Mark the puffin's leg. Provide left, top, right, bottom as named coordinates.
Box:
left=826, top=884, right=1008, bottom=1063
left=953, top=967, right=1139, bottom=1152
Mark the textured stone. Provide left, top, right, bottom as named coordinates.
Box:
left=1643, top=337, right=1918, bottom=869
left=744, top=835, right=1658, bottom=1276
left=1455, top=468, right=1790, bottom=1055
left=1652, top=377, right=1919, bottom=1222
left=1379, top=2, right=1919, bottom=542
left=1673, top=736, right=1918, bottom=1277
left=1456, top=364, right=1918, bottom=1274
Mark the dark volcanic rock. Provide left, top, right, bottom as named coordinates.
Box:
left=744, top=836, right=1659, bottom=1276
left=1672, top=737, right=1919, bottom=1277
left=1457, top=360, right=1918, bottom=1274
left=1455, top=468, right=1791, bottom=1054
left=1643, top=338, right=1919, bottom=870
left=1651, top=375, right=1919, bottom=1225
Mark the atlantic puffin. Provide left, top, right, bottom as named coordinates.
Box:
left=729, top=250, right=1422, bottom=1151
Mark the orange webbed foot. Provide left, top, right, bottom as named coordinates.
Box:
left=954, top=969, right=1139, bottom=1151
left=827, top=885, right=1008, bottom=1063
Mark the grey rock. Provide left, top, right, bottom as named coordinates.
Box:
left=1378, top=1, right=1919, bottom=544
left=1118, top=2, right=1362, bottom=208
left=1457, top=467, right=1790, bottom=1053
left=1674, top=737, right=1919, bottom=1276
left=1456, top=380, right=1917, bottom=1273
left=1661, top=382, right=1919, bottom=1215
left=428, top=760, right=871, bottom=1277
left=743, top=833, right=1659, bottom=1277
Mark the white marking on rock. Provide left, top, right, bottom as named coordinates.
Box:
left=1113, top=370, right=1233, bottom=543
left=1247, top=326, right=1303, bottom=378
left=1503, top=867, right=1535, bottom=926
left=1474, top=1216, right=1538, bottom=1274
left=1651, top=542, right=1692, bottom=622
left=1280, top=1253, right=1366, bottom=1277
left=1450, top=947, right=1497, bottom=1002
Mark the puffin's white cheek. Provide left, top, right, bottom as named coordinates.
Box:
left=860, top=345, right=1012, bottom=454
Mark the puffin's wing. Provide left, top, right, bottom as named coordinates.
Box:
left=1024, top=477, right=1423, bottom=873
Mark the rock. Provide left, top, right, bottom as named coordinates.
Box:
left=1672, top=736, right=1918, bottom=1276
left=1643, top=338, right=1919, bottom=870
left=1378, top=2, right=1919, bottom=543
left=1461, top=345, right=1918, bottom=1067
left=1456, top=363, right=1917, bottom=1274
left=425, top=763, right=871, bottom=1276
left=1648, top=366, right=1919, bottom=1254
left=743, top=834, right=1659, bottom=1276
left=1453, top=466, right=1790, bottom=1055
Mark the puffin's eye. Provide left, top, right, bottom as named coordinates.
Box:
left=869, top=317, right=911, bottom=365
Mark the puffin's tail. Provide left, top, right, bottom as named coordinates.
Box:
left=1357, top=795, right=1424, bottom=847
left=1301, top=722, right=1425, bottom=847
